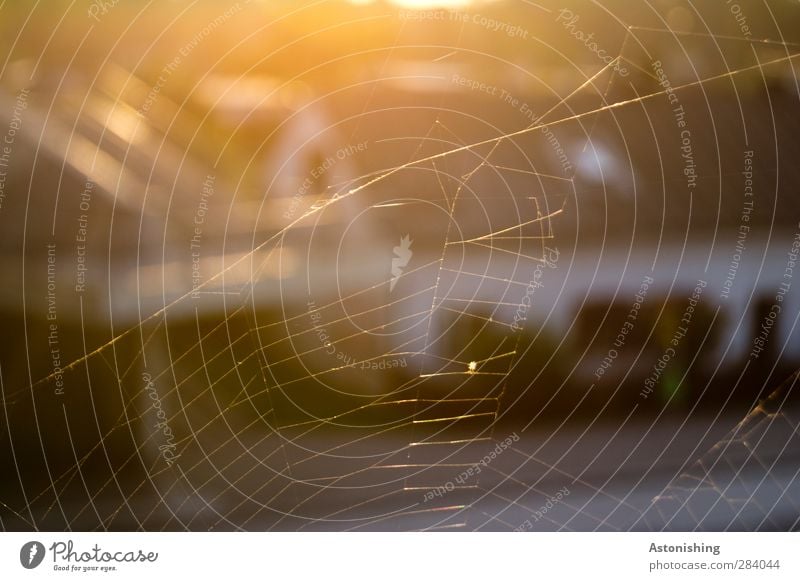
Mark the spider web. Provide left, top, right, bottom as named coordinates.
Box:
left=1, top=0, right=800, bottom=532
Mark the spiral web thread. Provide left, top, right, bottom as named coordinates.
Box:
left=1, top=16, right=799, bottom=531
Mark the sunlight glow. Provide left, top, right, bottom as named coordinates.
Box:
left=348, top=0, right=475, bottom=8
left=391, top=0, right=473, bottom=7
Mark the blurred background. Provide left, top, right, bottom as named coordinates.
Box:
left=1, top=0, right=799, bottom=531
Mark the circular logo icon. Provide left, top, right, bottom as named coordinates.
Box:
left=19, top=541, right=46, bottom=569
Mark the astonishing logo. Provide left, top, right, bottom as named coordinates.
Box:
left=20, top=541, right=46, bottom=569
left=390, top=235, right=413, bottom=292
